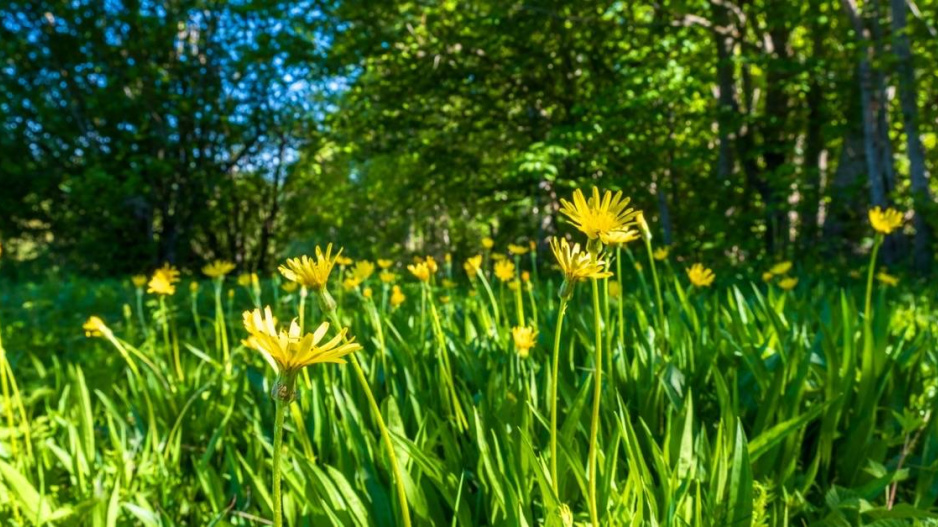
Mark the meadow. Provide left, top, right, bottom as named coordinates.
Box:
left=0, top=190, right=936, bottom=527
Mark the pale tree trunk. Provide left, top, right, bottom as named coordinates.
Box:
left=891, top=0, right=933, bottom=273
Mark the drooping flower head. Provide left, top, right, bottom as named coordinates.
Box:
left=869, top=207, right=903, bottom=235
left=242, top=307, right=361, bottom=376
left=494, top=260, right=516, bottom=283
left=686, top=264, right=715, bottom=288
left=203, top=260, right=236, bottom=279
left=559, top=187, right=640, bottom=243
left=278, top=244, right=342, bottom=291
left=148, top=263, right=180, bottom=295
left=512, top=326, right=537, bottom=359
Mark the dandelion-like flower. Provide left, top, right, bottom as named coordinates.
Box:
left=147, top=263, right=180, bottom=295
left=408, top=261, right=432, bottom=282
left=377, top=259, right=394, bottom=269
left=508, top=243, right=529, bottom=255
left=869, top=207, right=903, bottom=235
left=363, top=287, right=373, bottom=299
left=494, top=260, right=516, bottom=283
left=512, top=326, right=537, bottom=359
left=131, top=275, right=148, bottom=288
left=769, top=261, right=792, bottom=275
left=762, top=271, right=774, bottom=282
left=379, top=271, right=398, bottom=284
left=350, top=260, right=375, bottom=284
left=608, top=280, right=621, bottom=299
left=549, top=237, right=612, bottom=283
left=336, top=255, right=354, bottom=267
left=686, top=264, right=715, bottom=287
left=559, top=187, right=640, bottom=241
left=491, top=252, right=506, bottom=262
left=390, top=285, right=406, bottom=308
left=482, top=237, right=495, bottom=249
left=237, top=273, right=258, bottom=287
left=278, top=245, right=342, bottom=291
left=600, top=228, right=641, bottom=246
left=653, top=247, right=669, bottom=261
left=281, top=281, right=298, bottom=293
left=203, top=260, right=236, bottom=278
left=242, top=307, right=361, bottom=375
left=82, top=316, right=112, bottom=338
left=778, top=277, right=798, bottom=290
left=876, top=271, right=899, bottom=286
left=464, top=255, right=483, bottom=277
left=425, top=256, right=439, bottom=274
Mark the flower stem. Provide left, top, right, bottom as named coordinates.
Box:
left=549, top=298, right=568, bottom=493
left=643, top=236, right=666, bottom=339
left=272, top=394, right=287, bottom=527
left=587, top=278, right=603, bottom=526
left=864, top=235, right=883, bottom=324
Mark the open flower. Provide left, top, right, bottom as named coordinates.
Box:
left=600, top=228, right=641, bottom=246
left=242, top=307, right=361, bottom=375
left=147, top=263, right=180, bottom=295
left=83, top=316, right=112, bottom=338
left=549, top=237, right=612, bottom=283
left=686, top=264, right=715, bottom=287
left=464, top=255, right=483, bottom=277
left=278, top=245, right=342, bottom=291
left=336, top=255, right=353, bottom=266
left=379, top=271, right=398, bottom=284
left=494, top=260, right=516, bottom=283
left=131, top=275, right=148, bottom=288
left=559, top=187, right=640, bottom=241
left=407, top=261, right=432, bottom=282
left=778, top=277, right=798, bottom=290
left=203, top=260, right=236, bottom=279
left=653, top=247, right=669, bottom=261
left=482, top=237, right=495, bottom=249
left=512, top=326, right=537, bottom=359
left=508, top=243, right=529, bottom=255
left=350, top=260, right=375, bottom=284
left=869, top=207, right=903, bottom=235
left=377, top=259, right=394, bottom=269
left=876, top=271, right=899, bottom=286
left=769, top=261, right=792, bottom=275
left=390, top=285, right=406, bottom=307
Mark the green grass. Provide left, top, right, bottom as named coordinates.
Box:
left=0, top=255, right=937, bottom=526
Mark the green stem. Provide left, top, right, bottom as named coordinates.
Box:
left=616, top=248, right=626, bottom=353
left=271, top=393, right=287, bottom=527
left=514, top=282, right=525, bottom=327
left=644, top=236, right=666, bottom=337
left=588, top=278, right=603, bottom=527
left=864, top=235, right=882, bottom=324
left=476, top=269, right=500, bottom=334
left=550, top=298, right=568, bottom=493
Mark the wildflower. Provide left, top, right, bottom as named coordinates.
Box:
left=237, top=273, right=256, bottom=287
left=445, top=253, right=452, bottom=263
left=512, top=326, right=537, bottom=359
left=778, top=277, right=798, bottom=290
left=439, top=295, right=450, bottom=305
left=686, top=264, right=715, bottom=287
left=549, top=237, right=612, bottom=299
left=600, top=228, right=641, bottom=246
left=281, top=281, right=298, bottom=293
left=556, top=504, right=574, bottom=527
left=425, top=256, right=439, bottom=274
left=876, top=271, right=899, bottom=286
left=769, top=261, right=792, bottom=275
left=350, top=260, right=376, bottom=283
left=203, top=260, right=236, bottom=278
left=494, top=260, right=516, bottom=283
left=278, top=245, right=341, bottom=291
left=342, top=277, right=360, bottom=291
left=390, top=285, right=406, bottom=308
left=379, top=271, right=398, bottom=284
left=609, top=280, right=621, bottom=299
left=508, top=243, right=529, bottom=255
left=131, top=275, right=148, bottom=288
left=491, top=252, right=506, bottom=262
left=529, top=240, right=537, bottom=251
left=148, top=263, right=180, bottom=295
left=242, top=307, right=361, bottom=376
left=521, top=271, right=530, bottom=283
left=336, top=255, right=353, bottom=266
left=363, top=287, right=373, bottom=299
left=442, top=279, right=457, bottom=289
left=482, top=237, right=495, bottom=249
left=559, top=187, right=640, bottom=242
left=508, top=280, right=520, bottom=291
left=653, top=247, right=669, bottom=261
left=464, top=255, right=483, bottom=277
left=407, top=261, right=432, bottom=282
left=762, top=271, right=774, bottom=282
left=83, top=316, right=111, bottom=338
left=634, top=262, right=643, bottom=272
left=377, top=259, right=394, bottom=269
left=869, top=207, right=903, bottom=235
left=189, top=281, right=200, bottom=294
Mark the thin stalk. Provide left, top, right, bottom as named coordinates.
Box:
left=514, top=282, right=526, bottom=327
left=864, top=235, right=883, bottom=324
left=616, top=248, right=626, bottom=352
left=475, top=269, right=501, bottom=335
left=135, top=288, right=149, bottom=338
left=643, top=236, right=666, bottom=335
left=587, top=278, right=603, bottom=527
left=549, top=298, right=568, bottom=493
left=526, top=285, right=539, bottom=329
left=271, top=383, right=289, bottom=527
left=214, top=280, right=231, bottom=374
left=424, top=284, right=468, bottom=431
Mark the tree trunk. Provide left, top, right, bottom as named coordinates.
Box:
left=800, top=0, right=827, bottom=247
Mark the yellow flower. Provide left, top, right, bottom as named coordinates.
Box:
left=686, top=264, right=715, bottom=287
left=769, top=261, right=792, bottom=275
left=464, top=255, right=483, bottom=277
left=634, top=262, right=643, bottom=272
left=529, top=240, right=537, bottom=251
left=762, top=271, right=774, bottom=282
left=653, top=247, right=669, bottom=261
left=442, top=279, right=457, bottom=289
left=869, top=207, right=903, bottom=235
left=439, top=295, right=451, bottom=305
left=83, top=316, right=111, bottom=338
left=425, top=256, right=439, bottom=274
left=494, top=260, right=516, bottom=282
left=609, top=280, right=621, bottom=299
left=363, top=287, right=373, bottom=299
left=491, top=252, right=506, bottom=262
left=390, top=285, right=406, bottom=308
left=508, top=243, right=530, bottom=255
left=445, top=253, right=452, bottom=263
left=148, top=263, right=180, bottom=295
left=549, top=237, right=612, bottom=283
left=559, top=187, right=640, bottom=241
left=379, top=270, right=398, bottom=284
left=189, top=281, right=200, bottom=294
left=350, top=260, right=375, bottom=283
left=202, top=260, right=236, bottom=278
left=281, top=281, right=299, bottom=293
left=377, top=259, right=394, bottom=269
left=512, top=326, right=537, bottom=359
left=342, top=277, right=360, bottom=291
left=242, top=307, right=361, bottom=375
left=336, top=255, right=354, bottom=266
left=278, top=244, right=342, bottom=291
left=237, top=273, right=253, bottom=287
left=876, top=271, right=899, bottom=286
left=778, top=277, right=798, bottom=290
left=521, top=271, right=530, bottom=283
left=600, top=228, right=641, bottom=246
left=407, top=261, right=432, bottom=282
left=508, top=280, right=520, bottom=291
left=131, top=275, right=148, bottom=288
left=482, top=237, right=495, bottom=249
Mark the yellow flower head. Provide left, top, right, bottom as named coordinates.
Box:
left=237, top=273, right=253, bottom=287
left=336, top=255, right=354, bottom=266
left=83, top=316, right=111, bottom=338
left=148, top=264, right=180, bottom=295
left=242, top=307, right=361, bottom=375
left=342, top=277, right=360, bottom=291
left=281, top=281, right=299, bottom=293
left=609, top=280, right=621, bottom=299
left=508, top=279, right=520, bottom=291
left=876, top=271, right=899, bottom=286
left=189, top=281, right=200, bottom=294
left=491, top=252, right=506, bottom=262
left=559, top=187, right=640, bottom=241
left=762, top=271, right=774, bottom=282
left=634, top=261, right=643, bottom=272
left=464, top=255, right=483, bottom=277
left=363, top=287, right=373, bottom=299
left=529, top=240, right=537, bottom=251
left=869, top=207, right=903, bottom=235
left=686, top=264, right=715, bottom=287
left=350, top=260, right=376, bottom=283
left=278, top=245, right=342, bottom=291
left=508, top=243, right=530, bottom=255
left=494, top=260, right=516, bottom=283
left=778, top=277, right=798, bottom=290
left=379, top=270, right=398, bottom=284
left=521, top=271, right=531, bottom=283
left=131, top=275, right=148, bottom=288
left=769, top=261, right=792, bottom=275
left=482, top=237, right=495, bottom=249
left=600, top=228, right=641, bottom=247
left=549, top=237, right=612, bottom=284
left=445, top=253, right=452, bottom=263
left=442, top=279, right=457, bottom=289
left=408, top=261, right=433, bottom=282
left=425, top=256, right=439, bottom=274
left=202, top=260, right=236, bottom=278
left=390, top=285, right=406, bottom=308
left=439, top=295, right=451, bottom=305
left=377, top=259, right=394, bottom=269
left=512, top=326, right=537, bottom=359
left=653, top=247, right=669, bottom=261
